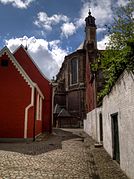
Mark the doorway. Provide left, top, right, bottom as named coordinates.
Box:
left=99, top=113, right=103, bottom=142
left=111, top=113, right=120, bottom=163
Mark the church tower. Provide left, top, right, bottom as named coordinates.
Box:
left=85, top=10, right=98, bottom=112
left=85, top=10, right=97, bottom=50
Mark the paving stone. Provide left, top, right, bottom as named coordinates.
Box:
left=0, top=128, right=129, bottom=179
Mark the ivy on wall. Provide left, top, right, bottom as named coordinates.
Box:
left=92, top=0, right=134, bottom=103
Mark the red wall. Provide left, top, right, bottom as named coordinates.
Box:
left=27, top=106, right=34, bottom=138
left=0, top=53, right=31, bottom=138
left=27, top=92, right=43, bottom=139
left=14, top=47, right=52, bottom=133
left=86, top=61, right=95, bottom=112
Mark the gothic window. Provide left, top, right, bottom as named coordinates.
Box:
left=70, top=58, right=78, bottom=84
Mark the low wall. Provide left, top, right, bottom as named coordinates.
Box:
left=84, top=71, right=134, bottom=179
left=84, top=107, right=102, bottom=142
left=102, top=71, right=134, bottom=179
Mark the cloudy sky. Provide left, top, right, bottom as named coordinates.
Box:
left=0, top=0, right=128, bottom=79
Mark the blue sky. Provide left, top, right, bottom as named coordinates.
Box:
left=0, top=0, right=128, bottom=79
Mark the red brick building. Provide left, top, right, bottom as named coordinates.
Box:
left=0, top=45, right=52, bottom=141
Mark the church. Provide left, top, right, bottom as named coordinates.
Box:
left=53, top=10, right=104, bottom=128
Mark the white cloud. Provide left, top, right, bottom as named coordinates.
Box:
left=97, top=35, right=110, bottom=50
left=97, top=27, right=106, bottom=33
left=34, top=12, right=69, bottom=31
left=5, top=36, right=68, bottom=79
left=117, top=0, right=129, bottom=6
left=75, top=0, right=113, bottom=29
left=0, top=0, right=34, bottom=9
left=61, top=22, right=76, bottom=38
left=75, top=2, right=90, bottom=28
left=33, top=0, right=129, bottom=40
left=78, top=0, right=130, bottom=28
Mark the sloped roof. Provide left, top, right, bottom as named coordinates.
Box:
left=76, top=41, right=84, bottom=50
left=58, top=108, right=71, bottom=117
left=54, top=104, right=62, bottom=114
left=0, top=46, right=44, bottom=99
left=13, top=45, right=51, bottom=83
left=13, top=45, right=52, bottom=98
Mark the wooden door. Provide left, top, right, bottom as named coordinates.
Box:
left=111, top=113, right=120, bottom=163
left=99, top=113, right=103, bottom=142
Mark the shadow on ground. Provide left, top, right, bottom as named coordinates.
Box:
left=0, top=128, right=83, bottom=155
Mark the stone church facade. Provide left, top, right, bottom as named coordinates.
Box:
left=53, top=10, right=103, bottom=128
left=53, top=47, right=86, bottom=127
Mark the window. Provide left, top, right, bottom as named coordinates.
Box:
left=39, top=97, right=42, bottom=120
left=70, top=58, right=78, bottom=84
left=1, top=60, right=8, bottom=67
left=36, top=94, right=42, bottom=120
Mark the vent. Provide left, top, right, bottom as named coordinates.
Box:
left=1, top=60, right=8, bottom=67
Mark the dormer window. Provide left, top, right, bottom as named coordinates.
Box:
left=70, top=58, right=78, bottom=85
left=1, top=60, right=8, bottom=67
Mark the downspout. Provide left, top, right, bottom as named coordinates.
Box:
left=50, top=84, right=53, bottom=133
left=24, top=87, right=34, bottom=139
left=51, top=84, right=54, bottom=127
left=33, top=88, right=37, bottom=141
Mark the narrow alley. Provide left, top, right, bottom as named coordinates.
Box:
left=0, top=128, right=129, bottom=179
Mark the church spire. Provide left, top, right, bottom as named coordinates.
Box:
left=85, top=9, right=97, bottom=49
left=85, top=9, right=96, bottom=28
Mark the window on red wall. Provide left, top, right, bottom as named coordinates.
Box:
left=36, top=94, right=42, bottom=120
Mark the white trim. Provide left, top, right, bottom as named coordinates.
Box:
left=13, top=45, right=51, bottom=83
left=0, top=46, right=45, bottom=139
left=36, top=94, right=43, bottom=121
left=33, top=83, right=44, bottom=99
left=24, top=87, right=34, bottom=138
left=0, top=47, right=44, bottom=99
left=0, top=46, right=34, bottom=88
left=39, top=97, right=42, bottom=120
left=36, top=94, right=40, bottom=120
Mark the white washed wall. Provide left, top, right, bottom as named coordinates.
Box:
left=84, top=107, right=102, bottom=142
left=102, top=71, right=134, bottom=179
left=84, top=71, right=134, bottom=179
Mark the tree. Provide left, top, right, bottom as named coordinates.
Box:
left=107, top=0, right=134, bottom=49
left=97, top=0, right=134, bottom=101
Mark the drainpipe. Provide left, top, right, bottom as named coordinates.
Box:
left=33, top=88, right=37, bottom=141
left=24, top=87, right=34, bottom=139
left=51, top=84, right=54, bottom=127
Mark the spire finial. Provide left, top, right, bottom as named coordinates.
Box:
left=88, top=9, right=91, bottom=16
left=85, top=9, right=96, bottom=27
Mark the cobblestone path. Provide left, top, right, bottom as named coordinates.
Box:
left=0, top=128, right=129, bottom=179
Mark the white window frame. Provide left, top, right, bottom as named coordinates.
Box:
left=36, top=94, right=42, bottom=120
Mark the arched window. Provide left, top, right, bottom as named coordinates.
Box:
left=70, top=58, right=78, bottom=84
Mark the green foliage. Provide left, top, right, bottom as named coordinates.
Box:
left=106, top=0, right=134, bottom=50
left=97, top=0, right=134, bottom=102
